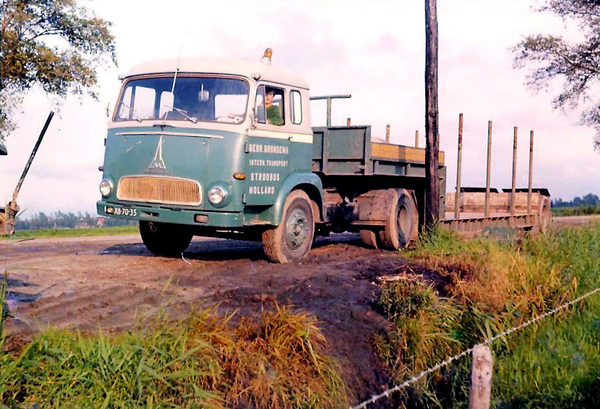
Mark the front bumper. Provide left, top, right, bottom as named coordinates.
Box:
left=97, top=201, right=243, bottom=228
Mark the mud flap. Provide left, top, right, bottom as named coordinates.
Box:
left=355, top=188, right=417, bottom=250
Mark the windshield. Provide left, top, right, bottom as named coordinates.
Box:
left=114, top=76, right=249, bottom=124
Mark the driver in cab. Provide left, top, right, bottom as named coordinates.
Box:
left=264, top=88, right=283, bottom=126
left=256, top=86, right=284, bottom=126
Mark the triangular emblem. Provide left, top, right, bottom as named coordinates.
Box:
left=146, top=136, right=171, bottom=174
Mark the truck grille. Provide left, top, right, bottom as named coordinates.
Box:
left=117, top=176, right=201, bottom=206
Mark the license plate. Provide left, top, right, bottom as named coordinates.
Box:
left=105, top=205, right=138, bottom=217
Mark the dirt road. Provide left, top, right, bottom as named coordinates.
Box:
left=2, top=232, right=409, bottom=398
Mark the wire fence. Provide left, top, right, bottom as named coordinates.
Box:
left=350, top=285, right=600, bottom=409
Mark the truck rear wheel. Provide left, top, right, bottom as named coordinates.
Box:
left=139, top=221, right=193, bottom=257
left=378, top=189, right=416, bottom=250
left=262, top=190, right=315, bottom=263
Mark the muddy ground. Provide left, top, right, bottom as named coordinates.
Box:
left=2, top=215, right=599, bottom=404
left=1, top=232, right=412, bottom=402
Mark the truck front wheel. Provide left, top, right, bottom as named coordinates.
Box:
left=378, top=189, right=416, bottom=250
left=262, top=190, right=315, bottom=263
left=139, top=221, right=193, bottom=257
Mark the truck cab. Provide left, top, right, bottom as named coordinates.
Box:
left=97, top=52, right=324, bottom=261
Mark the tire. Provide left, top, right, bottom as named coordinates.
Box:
left=378, top=189, right=416, bottom=250
left=538, top=196, right=551, bottom=234
left=139, top=221, right=193, bottom=257
left=360, top=229, right=378, bottom=249
left=262, top=190, right=315, bottom=263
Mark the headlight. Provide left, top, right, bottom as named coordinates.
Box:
left=99, top=179, right=113, bottom=197
left=208, top=186, right=227, bottom=205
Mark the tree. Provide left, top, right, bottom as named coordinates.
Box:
left=0, top=0, right=116, bottom=141
left=513, top=0, right=600, bottom=149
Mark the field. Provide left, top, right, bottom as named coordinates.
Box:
left=0, top=225, right=138, bottom=240
left=2, top=218, right=600, bottom=408
left=552, top=205, right=600, bottom=217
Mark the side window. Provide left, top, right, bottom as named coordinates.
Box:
left=116, top=86, right=133, bottom=120
left=255, top=85, right=284, bottom=126
left=290, top=90, right=302, bottom=125
left=116, top=85, right=156, bottom=120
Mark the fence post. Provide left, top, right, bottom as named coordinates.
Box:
left=527, top=130, right=534, bottom=223
left=511, top=127, right=518, bottom=217
left=454, top=113, right=464, bottom=219
left=469, top=345, right=493, bottom=409
left=484, top=121, right=493, bottom=217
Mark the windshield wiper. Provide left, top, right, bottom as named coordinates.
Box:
left=173, top=107, right=198, bottom=124
left=119, top=102, right=142, bottom=122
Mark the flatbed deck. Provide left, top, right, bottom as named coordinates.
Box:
left=442, top=191, right=552, bottom=237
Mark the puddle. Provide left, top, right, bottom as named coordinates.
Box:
left=76, top=250, right=105, bottom=255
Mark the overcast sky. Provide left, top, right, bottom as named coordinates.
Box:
left=1, top=0, right=599, bottom=217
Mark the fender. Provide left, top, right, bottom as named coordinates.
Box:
left=243, top=171, right=324, bottom=226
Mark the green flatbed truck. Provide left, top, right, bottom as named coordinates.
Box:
left=97, top=50, right=548, bottom=262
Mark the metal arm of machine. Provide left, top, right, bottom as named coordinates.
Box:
left=0, top=111, right=54, bottom=235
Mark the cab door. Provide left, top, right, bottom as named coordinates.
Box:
left=245, top=84, right=290, bottom=206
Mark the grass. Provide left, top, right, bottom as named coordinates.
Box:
left=0, top=306, right=348, bottom=409
left=374, top=223, right=600, bottom=408
left=491, top=224, right=600, bottom=409
left=493, top=303, right=600, bottom=409
left=0, top=225, right=138, bottom=240
left=3, top=223, right=600, bottom=408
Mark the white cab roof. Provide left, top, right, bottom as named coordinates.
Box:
left=123, top=57, right=309, bottom=90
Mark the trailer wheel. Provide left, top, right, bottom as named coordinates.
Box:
left=139, top=221, right=193, bottom=257
left=360, top=230, right=378, bottom=249
left=539, top=196, right=551, bottom=234
left=378, top=189, right=415, bottom=250
left=263, top=190, right=315, bottom=263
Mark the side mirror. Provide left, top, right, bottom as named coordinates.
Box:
left=160, top=91, right=174, bottom=118
left=250, top=107, right=256, bottom=129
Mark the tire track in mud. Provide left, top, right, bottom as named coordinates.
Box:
left=9, top=283, right=169, bottom=334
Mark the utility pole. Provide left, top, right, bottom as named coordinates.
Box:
left=425, top=0, right=440, bottom=230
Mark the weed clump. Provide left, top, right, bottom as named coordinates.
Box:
left=218, top=305, right=347, bottom=408
left=0, top=306, right=347, bottom=409
left=377, top=280, right=461, bottom=375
